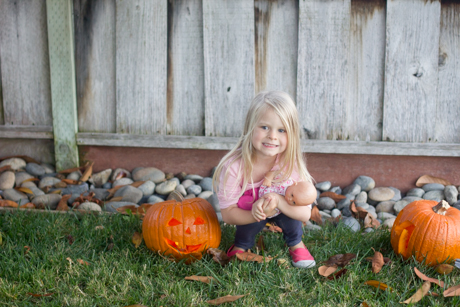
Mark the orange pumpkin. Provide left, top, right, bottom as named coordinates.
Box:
left=391, top=200, right=460, bottom=266
left=142, top=198, right=221, bottom=263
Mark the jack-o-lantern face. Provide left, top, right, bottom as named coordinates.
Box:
left=143, top=198, right=221, bottom=263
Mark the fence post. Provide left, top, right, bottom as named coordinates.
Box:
left=46, top=0, right=79, bottom=170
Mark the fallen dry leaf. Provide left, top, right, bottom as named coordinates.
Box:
left=364, top=213, right=380, bottom=229
left=401, top=281, right=430, bottom=304
left=15, top=187, right=34, bottom=195
left=277, top=258, right=288, bottom=266
left=59, top=166, right=84, bottom=174
left=21, top=177, right=39, bottom=183
left=130, top=181, right=146, bottom=188
left=62, top=179, right=79, bottom=185
left=415, top=175, right=451, bottom=187
left=324, top=253, right=356, bottom=267
left=327, top=268, right=348, bottom=280
left=256, top=235, right=265, bottom=252
left=66, top=257, right=73, bottom=264
left=414, top=267, right=444, bottom=288
left=137, top=203, right=154, bottom=216
left=444, top=284, right=460, bottom=297
left=310, top=206, right=323, bottom=225
left=361, top=303, right=370, bottom=307
left=116, top=205, right=139, bottom=215
left=207, top=248, right=230, bottom=266
left=132, top=232, right=143, bottom=248
left=207, top=294, right=248, bottom=305
left=319, top=191, right=346, bottom=202
left=325, top=215, right=342, bottom=226
left=365, top=256, right=391, bottom=265
left=56, top=195, right=71, bottom=211
left=27, top=292, right=54, bottom=297
left=0, top=165, right=12, bottom=173
left=318, top=265, right=338, bottom=277
left=235, top=251, right=272, bottom=263
left=107, top=235, right=114, bottom=251
left=66, top=235, right=75, bottom=245
left=364, top=280, right=391, bottom=291
left=79, top=161, right=94, bottom=182
left=77, top=259, right=90, bottom=265
left=107, top=185, right=125, bottom=199
left=95, top=226, right=104, bottom=230
left=49, top=189, right=62, bottom=195
left=371, top=249, right=385, bottom=273
left=109, top=196, right=124, bottom=202
left=19, top=202, right=35, bottom=209
left=0, top=200, right=18, bottom=208
left=435, top=264, right=454, bottom=275
left=184, top=275, right=216, bottom=284
left=24, top=246, right=31, bottom=255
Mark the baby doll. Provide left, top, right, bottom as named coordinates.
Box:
left=259, top=171, right=316, bottom=218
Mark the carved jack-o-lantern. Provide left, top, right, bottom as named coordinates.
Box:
left=142, top=198, right=221, bottom=263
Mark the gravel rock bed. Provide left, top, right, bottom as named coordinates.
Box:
left=1, top=157, right=459, bottom=233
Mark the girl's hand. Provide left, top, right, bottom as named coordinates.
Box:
left=251, top=197, right=268, bottom=222
left=262, top=193, right=280, bottom=216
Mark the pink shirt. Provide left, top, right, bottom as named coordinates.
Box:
left=217, top=157, right=300, bottom=210
left=259, top=174, right=295, bottom=197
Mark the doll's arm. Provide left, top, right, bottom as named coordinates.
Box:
left=262, top=171, right=276, bottom=186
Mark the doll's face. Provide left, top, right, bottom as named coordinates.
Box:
left=285, top=182, right=313, bottom=206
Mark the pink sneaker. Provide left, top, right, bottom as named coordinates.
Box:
left=289, top=247, right=316, bottom=268
left=227, top=244, right=245, bottom=257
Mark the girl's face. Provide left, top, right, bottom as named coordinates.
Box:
left=251, top=107, right=288, bottom=159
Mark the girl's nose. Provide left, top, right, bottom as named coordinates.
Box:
left=269, top=132, right=277, bottom=140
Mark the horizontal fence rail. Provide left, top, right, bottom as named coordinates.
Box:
left=0, top=0, right=459, bottom=168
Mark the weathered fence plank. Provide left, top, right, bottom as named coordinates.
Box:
left=254, top=0, right=298, bottom=98
left=116, top=0, right=167, bottom=135
left=203, top=0, right=255, bottom=137
left=167, top=0, right=205, bottom=136
left=347, top=0, right=386, bottom=141
left=74, top=0, right=116, bottom=133
left=0, top=125, right=53, bottom=139
left=76, top=132, right=460, bottom=157
left=297, top=0, right=351, bottom=140
left=0, top=0, right=52, bottom=126
left=383, top=0, right=441, bottom=142
left=435, top=1, right=460, bottom=143
left=46, top=0, right=79, bottom=170
left=0, top=139, right=55, bottom=164
left=0, top=56, right=3, bottom=125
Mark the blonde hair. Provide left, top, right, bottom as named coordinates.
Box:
left=212, top=91, right=313, bottom=198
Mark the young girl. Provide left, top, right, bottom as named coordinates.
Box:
left=212, top=91, right=317, bottom=268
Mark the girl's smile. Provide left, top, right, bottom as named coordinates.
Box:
left=252, top=107, right=287, bottom=158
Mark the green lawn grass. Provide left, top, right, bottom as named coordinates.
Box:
left=0, top=210, right=459, bottom=306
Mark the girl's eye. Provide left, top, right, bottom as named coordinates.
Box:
left=261, top=126, right=268, bottom=130
left=278, top=129, right=286, bottom=133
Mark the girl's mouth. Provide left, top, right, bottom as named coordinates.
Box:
left=263, top=143, right=278, bottom=148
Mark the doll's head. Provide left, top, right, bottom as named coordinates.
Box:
left=285, top=181, right=317, bottom=206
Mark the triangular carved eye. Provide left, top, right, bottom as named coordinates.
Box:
left=167, top=218, right=182, bottom=226
left=193, top=217, right=205, bottom=225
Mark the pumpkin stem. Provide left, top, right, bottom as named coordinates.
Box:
left=432, top=200, right=450, bottom=215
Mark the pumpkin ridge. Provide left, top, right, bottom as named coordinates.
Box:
left=412, top=207, right=436, bottom=264
left=401, top=204, right=429, bottom=257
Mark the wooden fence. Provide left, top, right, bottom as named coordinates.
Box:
left=0, top=0, right=459, bottom=170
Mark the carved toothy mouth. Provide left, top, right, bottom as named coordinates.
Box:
left=164, top=238, right=204, bottom=253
